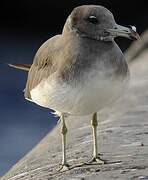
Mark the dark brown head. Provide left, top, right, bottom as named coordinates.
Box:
left=63, top=5, right=140, bottom=41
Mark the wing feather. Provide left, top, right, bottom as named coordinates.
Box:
left=24, top=35, right=61, bottom=100
left=8, top=63, right=31, bottom=71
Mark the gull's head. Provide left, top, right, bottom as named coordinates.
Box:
left=64, top=5, right=140, bottom=41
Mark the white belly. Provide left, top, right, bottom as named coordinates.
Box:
left=30, top=72, right=129, bottom=116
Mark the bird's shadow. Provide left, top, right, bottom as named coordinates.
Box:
left=49, top=159, right=122, bottom=177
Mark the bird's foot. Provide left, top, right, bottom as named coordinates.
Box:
left=57, top=163, right=70, bottom=172
left=66, top=157, right=106, bottom=169
left=85, top=156, right=106, bottom=165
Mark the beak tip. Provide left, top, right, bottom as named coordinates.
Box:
left=136, top=33, right=141, bottom=40
left=131, top=32, right=141, bottom=41
left=129, top=26, right=140, bottom=40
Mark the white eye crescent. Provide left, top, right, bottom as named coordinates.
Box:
left=87, top=15, right=98, bottom=24
left=89, top=15, right=97, bottom=19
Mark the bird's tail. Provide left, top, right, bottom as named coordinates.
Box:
left=8, top=63, right=31, bottom=71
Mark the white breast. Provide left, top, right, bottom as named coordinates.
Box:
left=30, top=69, right=129, bottom=116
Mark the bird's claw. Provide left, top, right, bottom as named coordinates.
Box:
left=57, top=163, right=70, bottom=172
left=85, top=157, right=106, bottom=165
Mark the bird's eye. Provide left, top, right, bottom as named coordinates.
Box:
left=87, top=16, right=98, bottom=24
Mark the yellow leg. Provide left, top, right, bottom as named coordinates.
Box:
left=92, top=112, right=98, bottom=159
left=88, top=112, right=105, bottom=165
left=58, top=114, right=70, bottom=171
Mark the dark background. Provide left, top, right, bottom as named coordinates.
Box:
left=0, top=0, right=148, bottom=176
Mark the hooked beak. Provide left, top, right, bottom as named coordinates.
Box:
left=107, top=24, right=140, bottom=40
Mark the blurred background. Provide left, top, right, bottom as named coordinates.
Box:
left=0, top=0, right=148, bottom=176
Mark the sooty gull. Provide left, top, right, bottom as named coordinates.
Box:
left=9, top=5, right=139, bottom=171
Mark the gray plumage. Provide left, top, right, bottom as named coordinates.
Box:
left=24, top=5, right=132, bottom=112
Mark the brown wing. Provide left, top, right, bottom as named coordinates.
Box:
left=24, top=35, right=61, bottom=100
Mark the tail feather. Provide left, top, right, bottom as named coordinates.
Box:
left=8, top=63, right=31, bottom=71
